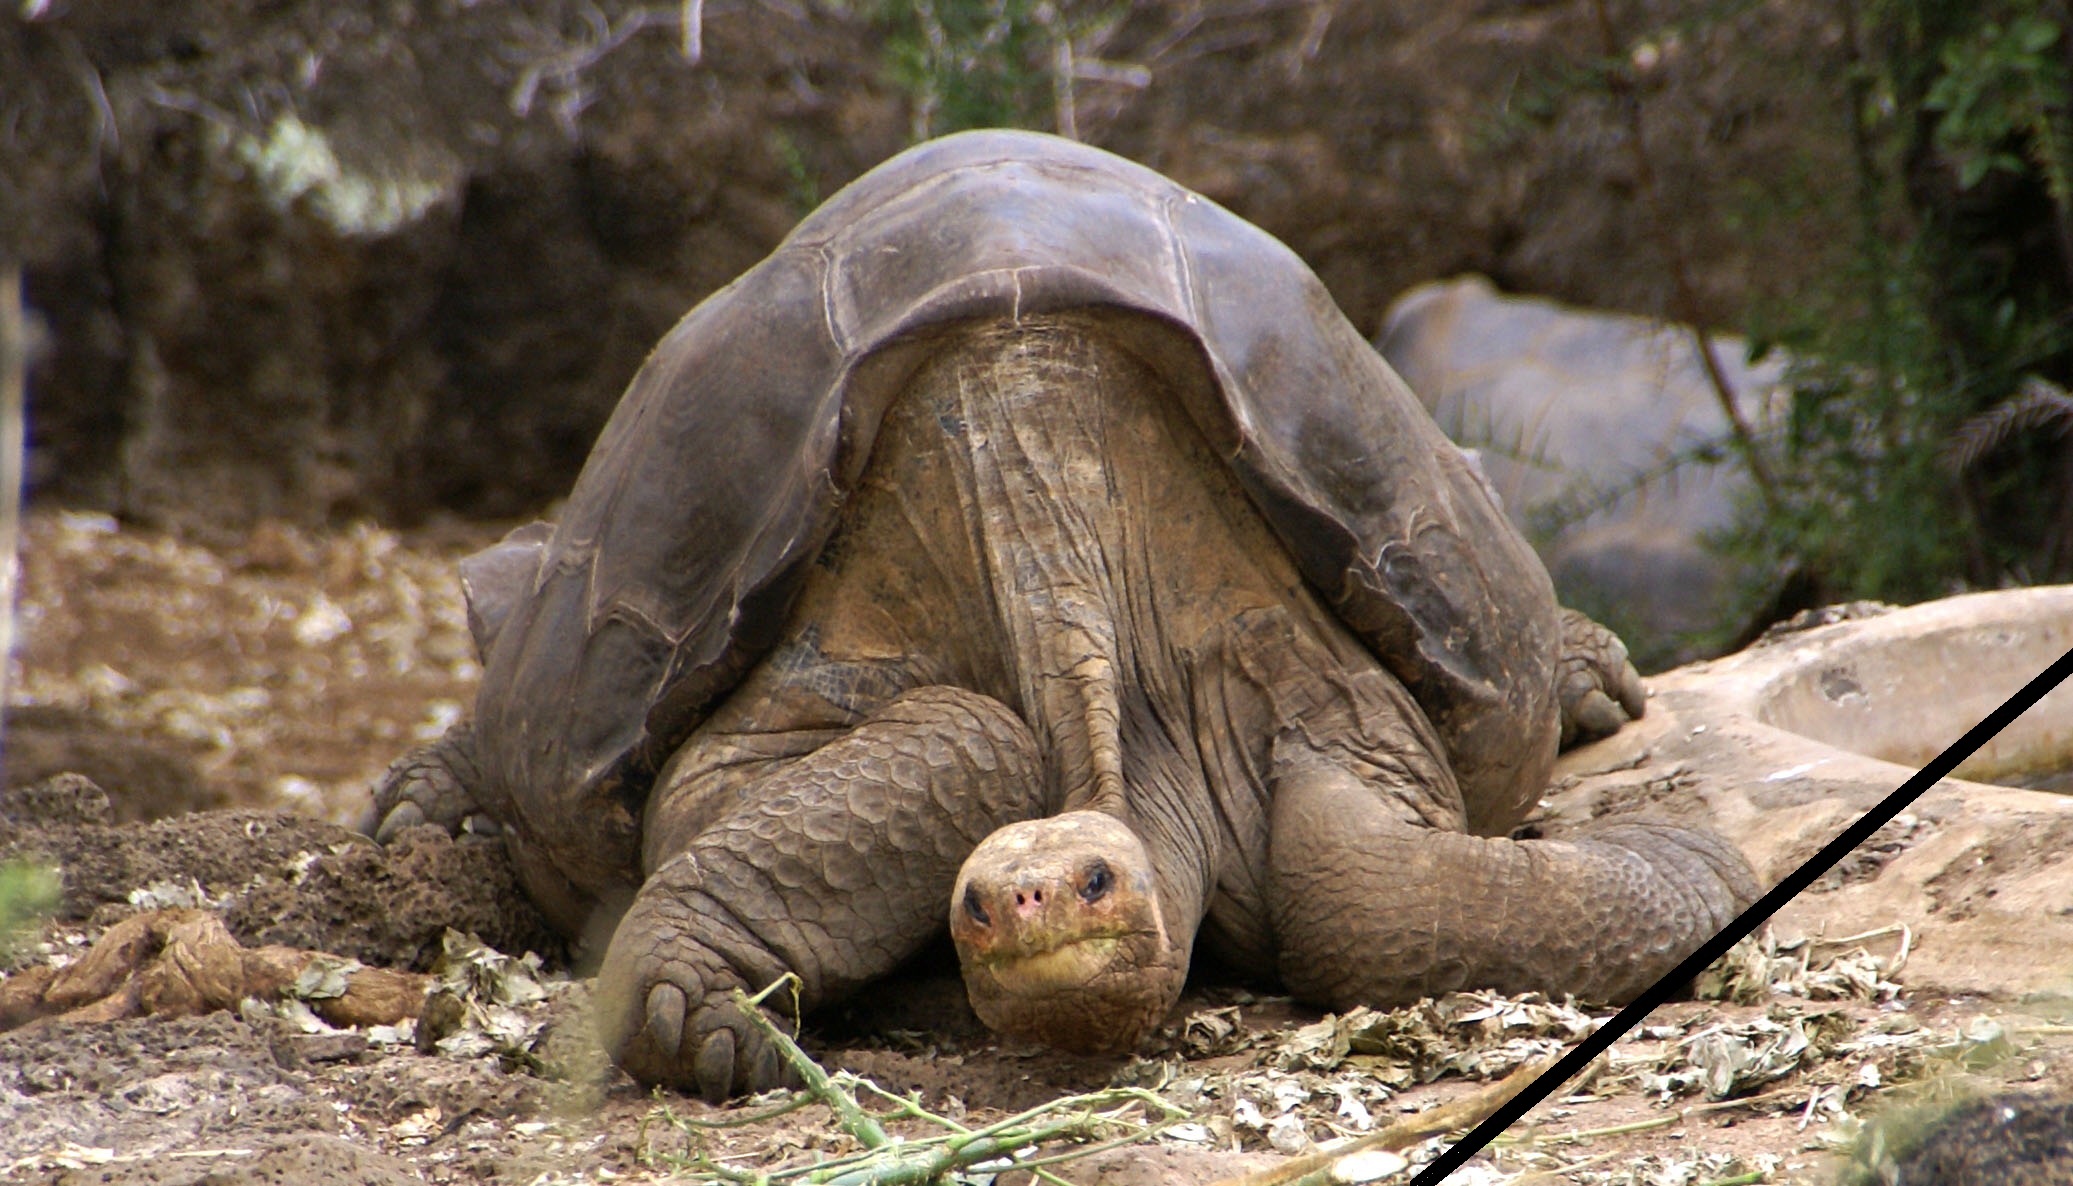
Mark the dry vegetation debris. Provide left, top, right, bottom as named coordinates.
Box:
left=9, top=516, right=2073, bottom=1185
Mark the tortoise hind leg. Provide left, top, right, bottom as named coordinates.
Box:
left=1265, top=741, right=1758, bottom=1008
left=1557, top=606, right=1650, bottom=748
left=363, top=720, right=499, bottom=841
left=597, top=685, right=1048, bottom=1100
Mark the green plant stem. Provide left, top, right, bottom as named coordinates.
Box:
left=731, top=980, right=890, bottom=1149
left=1836, top=0, right=1903, bottom=452
left=659, top=1091, right=822, bottom=1131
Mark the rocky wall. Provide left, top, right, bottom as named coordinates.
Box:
left=6, top=0, right=1851, bottom=528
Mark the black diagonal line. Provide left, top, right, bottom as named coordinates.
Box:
left=1409, top=640, right=2073, bottom=1185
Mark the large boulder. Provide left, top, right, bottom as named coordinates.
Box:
left=1378, top=276, right=1786, bottom=668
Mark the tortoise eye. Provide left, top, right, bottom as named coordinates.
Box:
left=1080, top=860, right=1113, bottom=904
left=963, top=884, right=991, bottom=927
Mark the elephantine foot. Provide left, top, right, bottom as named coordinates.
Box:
left=593, top=854, right=803, bottom=1100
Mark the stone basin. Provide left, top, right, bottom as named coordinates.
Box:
left=1552, top=586, right=2073, bottom=999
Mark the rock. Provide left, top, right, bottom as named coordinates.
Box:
left=1860, top=1094, right=2073, bottom=1186
left=1378, top=275, right=1787, bottom=668
left=6, top=0, right=905, bottom=526
left=3, top=707, right=218, bottom=822
left=8, top=1, right=1857, bottom=531
left=1556, top=585, right=2073, bottom=1002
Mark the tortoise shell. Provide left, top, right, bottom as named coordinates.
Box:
left=467, top=130, right=1560, bottom=890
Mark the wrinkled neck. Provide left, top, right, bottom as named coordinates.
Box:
left=1113, top=683, right=1218, bottom=947
left=927, top=315, right=1225, bottom=950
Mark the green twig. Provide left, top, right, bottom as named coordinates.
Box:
left=715, top=979, right=1181, bottom=1186
left=654, top=1090, right=821, bottom=1131
left=731, top=980, right=890, bottom=1149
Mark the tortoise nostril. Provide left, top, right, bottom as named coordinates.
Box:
left=1080, top=859, right=1113, bottom=904
left=964, top=884, right=991, bottom=927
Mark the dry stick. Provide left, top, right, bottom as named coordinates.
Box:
left=0, top=268, right=23, bottom=714
left=1503, top=1148, right=1625, bottom=1184
left=681, top=0, right=705, bottom=62
left=1204, top=1053, right=1566, bottom=1186
left=1586, top=0, right=1782, bottom=515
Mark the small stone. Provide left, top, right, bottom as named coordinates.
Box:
left=2, top=772, right=113, bottom=827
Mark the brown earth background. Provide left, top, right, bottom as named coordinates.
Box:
left=8, top=0, right=1847, bottom=531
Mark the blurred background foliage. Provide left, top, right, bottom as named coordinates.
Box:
left=6, top=0, right=2070, bottom=652
left=1721, top=0, right=2073, bottom=619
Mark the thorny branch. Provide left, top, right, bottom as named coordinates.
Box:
left=508, top=3, right=687, bottom=123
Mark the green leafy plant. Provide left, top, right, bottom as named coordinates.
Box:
left=871, top=0, right=1061, bottom=139
left=0, top=859, right=61, bottom=959
left=863, top=0, right=1127, bottom=142
left=1923, top=13, right=2071, bottom=193
left=1713, top=0, right=2073, bottom=615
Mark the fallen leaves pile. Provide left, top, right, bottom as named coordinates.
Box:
left=1097, top=927, right=2015, bottom=1184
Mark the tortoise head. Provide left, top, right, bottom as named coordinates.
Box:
left=948, top=810, right=1187, bottom=1054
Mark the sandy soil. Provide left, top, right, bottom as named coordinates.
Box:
left=5, top=509, right=2070, bottom=1185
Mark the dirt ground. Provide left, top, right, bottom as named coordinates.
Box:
left=5, top=509, right=2072, bottom=1185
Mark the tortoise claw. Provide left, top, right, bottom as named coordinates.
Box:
left=597, top=880, right=795, bottom=1099
left=610, top=971, right=790, bottom=1101
left=1566, top=688, right=1631, bottom=744
left=374, top=801, right=426, bottom=843
left=366, top=720, right=488, bottom=841
left=695, top=1025, right=736, bottom=1103
left=1557, top=608, right=1647, bottom=748
left=646, top=982, right=687, bottom=1063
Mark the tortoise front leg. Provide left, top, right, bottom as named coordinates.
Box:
left=1265, top=742, right=1758, bottom=1009
left=596, top=685, right=1048, bottom=1099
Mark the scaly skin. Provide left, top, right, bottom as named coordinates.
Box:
left=575, top=316, right=1755, bottom=1092
left=374, top=314, right=1753, bottom=1095
left=1557, top=607, right=1650, bottom=748
left=598, top=687, right=1046, bottom=1099
left=366, top=721, right=492, bottom=841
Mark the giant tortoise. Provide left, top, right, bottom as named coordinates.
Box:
left=373, top=129, right=1758, bottom=1099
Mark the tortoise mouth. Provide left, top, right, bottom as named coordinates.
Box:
left=958, top=930, right=1182, bottom=1055
left=965, top=929, right=1139, bottom=983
